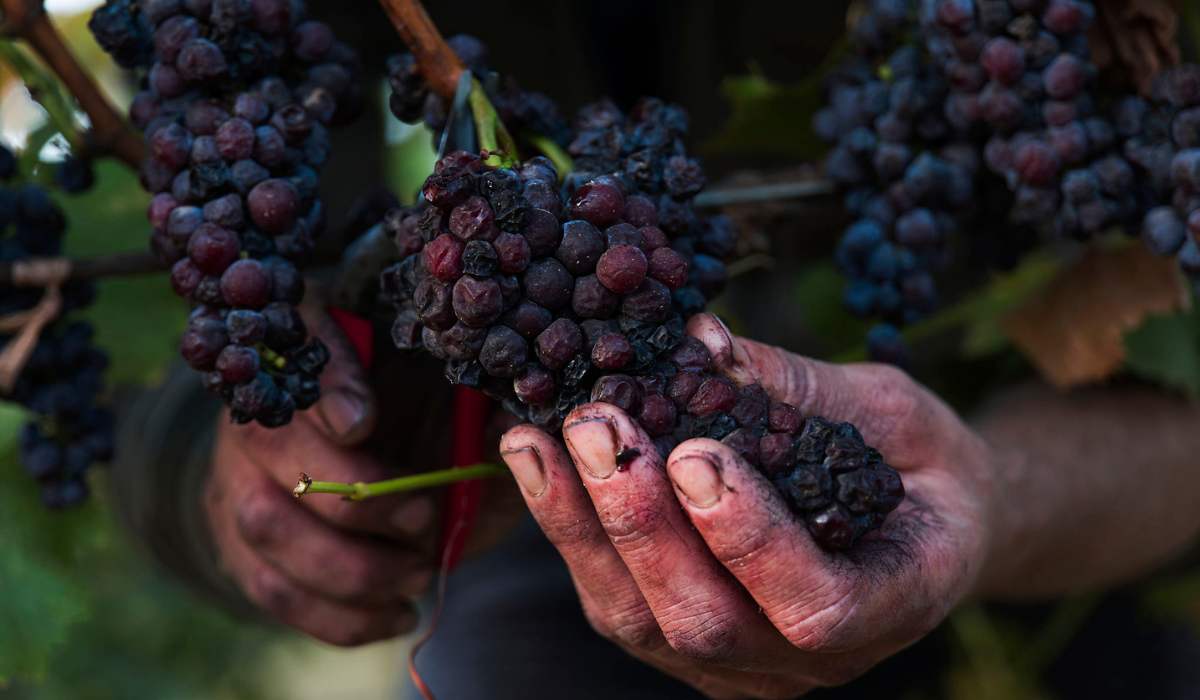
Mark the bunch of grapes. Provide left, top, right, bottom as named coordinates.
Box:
left=380, top=138, right=904, bottom=549
left=1126, top=66, right=1200, bottom=281
left=89, top=0, right=358, bottom=426
left=813, top=1, right=973, bottom=366
left=925, top=0, right=1147, bottom=242
left=386, top=34, right=571, bottom=149
left=814, top=0, right=1166, bottom=364
left=0, top=144, right=113, bottom=508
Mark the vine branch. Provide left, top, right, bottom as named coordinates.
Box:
left=0, top=250, right=162, bottom=286
left=377, top=0, right=466, bottom=100
left=294, top=463, right=509, bottom=501
left=0, top=0, right=145, bottom=168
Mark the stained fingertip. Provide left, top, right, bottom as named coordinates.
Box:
left=562, top=417, right=618, bottom=479
left=668, top=454, right=724, bottom=508
left=500, top=423, right=550, bottom=452
left=501, top=445, right=547, bottom=497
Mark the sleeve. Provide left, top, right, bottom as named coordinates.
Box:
left=105, top=363, right=266, bottom=621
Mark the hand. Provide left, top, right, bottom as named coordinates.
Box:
left=204, top=302, right=437, bottom=646
left=499, top=313, right=998, bottom=697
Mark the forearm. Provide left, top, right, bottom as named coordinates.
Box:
left=970, top=382, right=1200, bottom=599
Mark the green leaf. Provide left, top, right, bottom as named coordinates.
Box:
left=1124, top=305, right=1200, bottom=398
left=957, top=254, right=1061, bottom=359
left=831, top=252, right=1060, bottom=364
left=0, top=547, right=89, bottom=684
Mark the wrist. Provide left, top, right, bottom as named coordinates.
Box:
left=967, top=438, right=1033, bottom=600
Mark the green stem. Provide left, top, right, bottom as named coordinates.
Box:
left=0, top=40, right=81, bottom=151
left=831, top=254, right=1060, bottom=364
left=294, top=463, right=509, bottom=501
left=521, top=130, right=572, bottom=183
left=468, top=80, right=519, bottom=168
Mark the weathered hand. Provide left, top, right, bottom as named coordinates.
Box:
left=204, top=305, right=437, bottom=646
left=500, top=313, right=997, bottom=697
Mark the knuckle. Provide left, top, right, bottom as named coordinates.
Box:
left=706, top=527, right=774, bottom=570
left=661, top=608, right=740, bottom=664
left=596, top=501, right=660, bottom=550
left=608, top=615, right=666, bottom=651
left=235, top=491, right=290, bottom=549
left=245, top=564, right=297, bottom=620
left=584, top=602, right=664, bottom=652
left=780, top=589, right=859, bottom=653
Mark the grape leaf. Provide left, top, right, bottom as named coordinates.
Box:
left=1003, top=243, right=1190, bottom=388
left=1124, top=305, right=1200, bottom=398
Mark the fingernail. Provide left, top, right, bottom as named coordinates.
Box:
left=563, top=418, right=618, bottom=479
left=317, top=388, right=369, bottom=439
left=391, top=496, right=435, bottom=535
left=715, top=316, right=751, bottom=368
left=669, top=455, right=723, bottom=508
left=502, top=446, right=546, bottom=496
left=396, top=568, right=433, bottom=597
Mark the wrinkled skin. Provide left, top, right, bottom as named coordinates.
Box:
left=500, top=313, right=995, bottom=698
left=205, top=302, right=438, bottom=645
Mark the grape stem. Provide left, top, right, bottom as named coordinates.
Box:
left=692, top=180, right=837, bottom=208
left=520, top=130, right=572, bottom=182
left=0, top=0, right=146, bottom=168
left=0, top=283, right=62, bottom=393
left=293, top=463, right=509, bottom=500
left=377, top=0, right=466, bottom=100
left=468, top=80, right=519, bottom=167
left=0, top=250, right=163, bottom=286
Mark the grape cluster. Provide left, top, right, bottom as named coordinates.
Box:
left=386, top=34, right=571, bottom=149
left=0, top=144, right=113, bottom=508
left=380, top=144, right=903, bottom=549
left=816, top=0, right=1146, bottom=363
left=90, top=0, right=357, bottom=425
left=927, top=0, right=1147, bottom=243
left=1126, top=65, right=1200, bottom=284
left=814, top=1, right=970, bottom=364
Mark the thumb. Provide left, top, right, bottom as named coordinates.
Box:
left=299, top=291, right=377, bottom=446
left=684, top=313, right=868, bottom=426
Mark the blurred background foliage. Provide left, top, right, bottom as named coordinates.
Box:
left=2, top=1, right=1200, bottom=699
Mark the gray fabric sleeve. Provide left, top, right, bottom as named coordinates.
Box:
left=106, top=364, right=263, bottom=620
